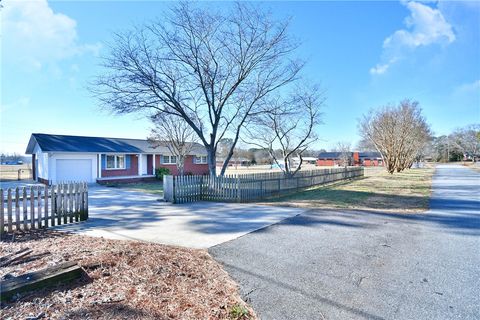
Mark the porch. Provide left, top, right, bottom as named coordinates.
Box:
left=96, top=153, right=208, bottom=182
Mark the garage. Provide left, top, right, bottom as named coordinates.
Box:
left=56, top=159, right=93, bottom=183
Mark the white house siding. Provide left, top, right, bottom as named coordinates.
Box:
left=48, top=153, right=98, bottom=184
left=33, top=144, right=49, bottom=180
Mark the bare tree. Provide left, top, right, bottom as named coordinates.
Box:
left=91, top=2, right=304, bottom=176
left=359, top=99, right=431, bottom=174
left=148, top=114, right=196, bottom=176
left=450, top=124, right=480, bottom=162
left=335, top=142, right=351, bottom=167
left=245, top=87, right=324, bottom=177
left=356, top=138, right=376, bottom=152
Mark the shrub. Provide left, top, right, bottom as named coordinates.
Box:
left=229, top=304, right=250, bottom=320
left=155, top=167, right=170, bottom=180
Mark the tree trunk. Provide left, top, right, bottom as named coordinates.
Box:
left=206, top=147, right=217, bottom=177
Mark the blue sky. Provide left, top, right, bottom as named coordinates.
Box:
left=1, top=0, right=479, bottom=154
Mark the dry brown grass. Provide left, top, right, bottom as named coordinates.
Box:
left=0, top=165, right=32, bottom=182
left=462, top=162, right=480, bottom=173
left=265, top=166, right=435, bottom=213
left=0, top=230, right=255, bottom=320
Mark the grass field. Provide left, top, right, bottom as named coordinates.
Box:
left=106, top=181, right=164, bottom=196
left=265, top=166, right=435, bottom=213
left=0, top=164, right=32, bottom=181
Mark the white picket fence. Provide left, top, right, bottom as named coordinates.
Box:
left=0, top=182, right=88, bottom=235
left=164, top=167, right=364, bottom=204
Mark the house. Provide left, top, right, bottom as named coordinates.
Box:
left=292, top=157, right=317, bottom=167
left=316, top=151, right=383, bottom=167
left=216, top=157, right=252, bottom=167
left=358, top=151, right=383, bottom=166
left=25, top=133, right=209, bottom=184
left=316, top=152, right=352, bottom=166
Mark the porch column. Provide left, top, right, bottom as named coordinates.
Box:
left=32, top=154, right=37, bottom=181
left=98, top=154, right=102, bottom=178
left=138, top=154, right=143, bottom=175
left=152, top=154, right=156, bottom=173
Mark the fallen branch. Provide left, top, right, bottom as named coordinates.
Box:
left=0, top=249, right=33, bottom=267
left=1, top=261, right=84, bottom=301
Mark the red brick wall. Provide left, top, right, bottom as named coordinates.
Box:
left=102, top=155, right=139, bottom=177
left=363, top=159, right=383, bottom=167
left=316, top=159, right=335, bottom=166
left=155, top=155, right=209, bottom=176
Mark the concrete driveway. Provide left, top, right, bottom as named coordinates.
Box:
left=56, top=185, right=304, bottom=248
left=0, top=180, right=44, bottom=189
left=209, top=164, right=480, bottom=319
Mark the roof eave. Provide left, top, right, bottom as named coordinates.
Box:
left=25, top=134, right=39, bottom=154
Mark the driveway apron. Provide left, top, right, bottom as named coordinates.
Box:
left=54, top=185, right=304, bottom=249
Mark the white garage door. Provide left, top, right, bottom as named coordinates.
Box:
left=56, top=159, right=93, bottom=183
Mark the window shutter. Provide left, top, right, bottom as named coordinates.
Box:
left=101, top=155, right=106, bottom=170
left=126, top=155, right=131, bottom=169
left=160, top=155, right=163, bottom=164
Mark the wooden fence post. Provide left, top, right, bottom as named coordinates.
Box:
left=172, top=177, right=176, bottom=204
left=236, top=176, right=241, bottom=203
left=7, top=189, right=13, bottom=233
left=57, top=184, right=62, bottom=225
left=37, top=187, right=42, bottom=229
left=68, top=183, right=73, bottom=223
left=63, top=184, right=68, bottom=224
left=30, top=187, right=35, bottom=229
left=15, top=187, right=20, bottom=231
left=84, top=183, right=89, bottom=220
left=51, top=185, right=56, bottom=227
left=0, top=189, right=4, bottom=236
left=44, top=185, right=49, bottom=228
left=22, top=187, right=28, bottom=230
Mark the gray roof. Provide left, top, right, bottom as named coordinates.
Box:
left=25, top=133, right=207, bottom=155
left=318, top=152, right=349, bottom=159
left=358, top=152, right=382, bottom=159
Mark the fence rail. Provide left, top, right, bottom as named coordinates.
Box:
left=164, top=167, right=363, bottom=204
left=1, top=182, right=88, bottom=235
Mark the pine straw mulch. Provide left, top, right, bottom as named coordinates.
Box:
left=0, top=230, right=255, bottom=320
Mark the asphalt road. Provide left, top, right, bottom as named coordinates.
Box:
left=209, top=165, right=480, bottom=320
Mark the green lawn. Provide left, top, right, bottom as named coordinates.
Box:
left=106, top=181, right=164, bottom=196
left=265, top=166, right=435, bottom=213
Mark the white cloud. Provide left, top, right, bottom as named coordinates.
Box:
left=2, top=0, right=101, bottom=69
left=455, top=80, right=480, bottom=93
left=370, top=58, right=398, bottom=75
left=370, top=1, right=455, bottom=75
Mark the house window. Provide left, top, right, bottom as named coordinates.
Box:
left=195, top=156, right=207, bottom=164
left=161, top=155, right=177, bottom=164
left=106, top=155, right=126, bottom=169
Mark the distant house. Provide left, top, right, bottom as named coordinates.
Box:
left=316, top=151, right=383, bottom=167
left=292, top=157, right=317, bottom=167
left=463, top=152, right=480, bottom=162
left=316, top=152, right=350, bottom=166
left=25, top=133, right=209, bottom=184
left=357, top=152, right=383, bottom=166
left=216, top=157, right=252, bottom=167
